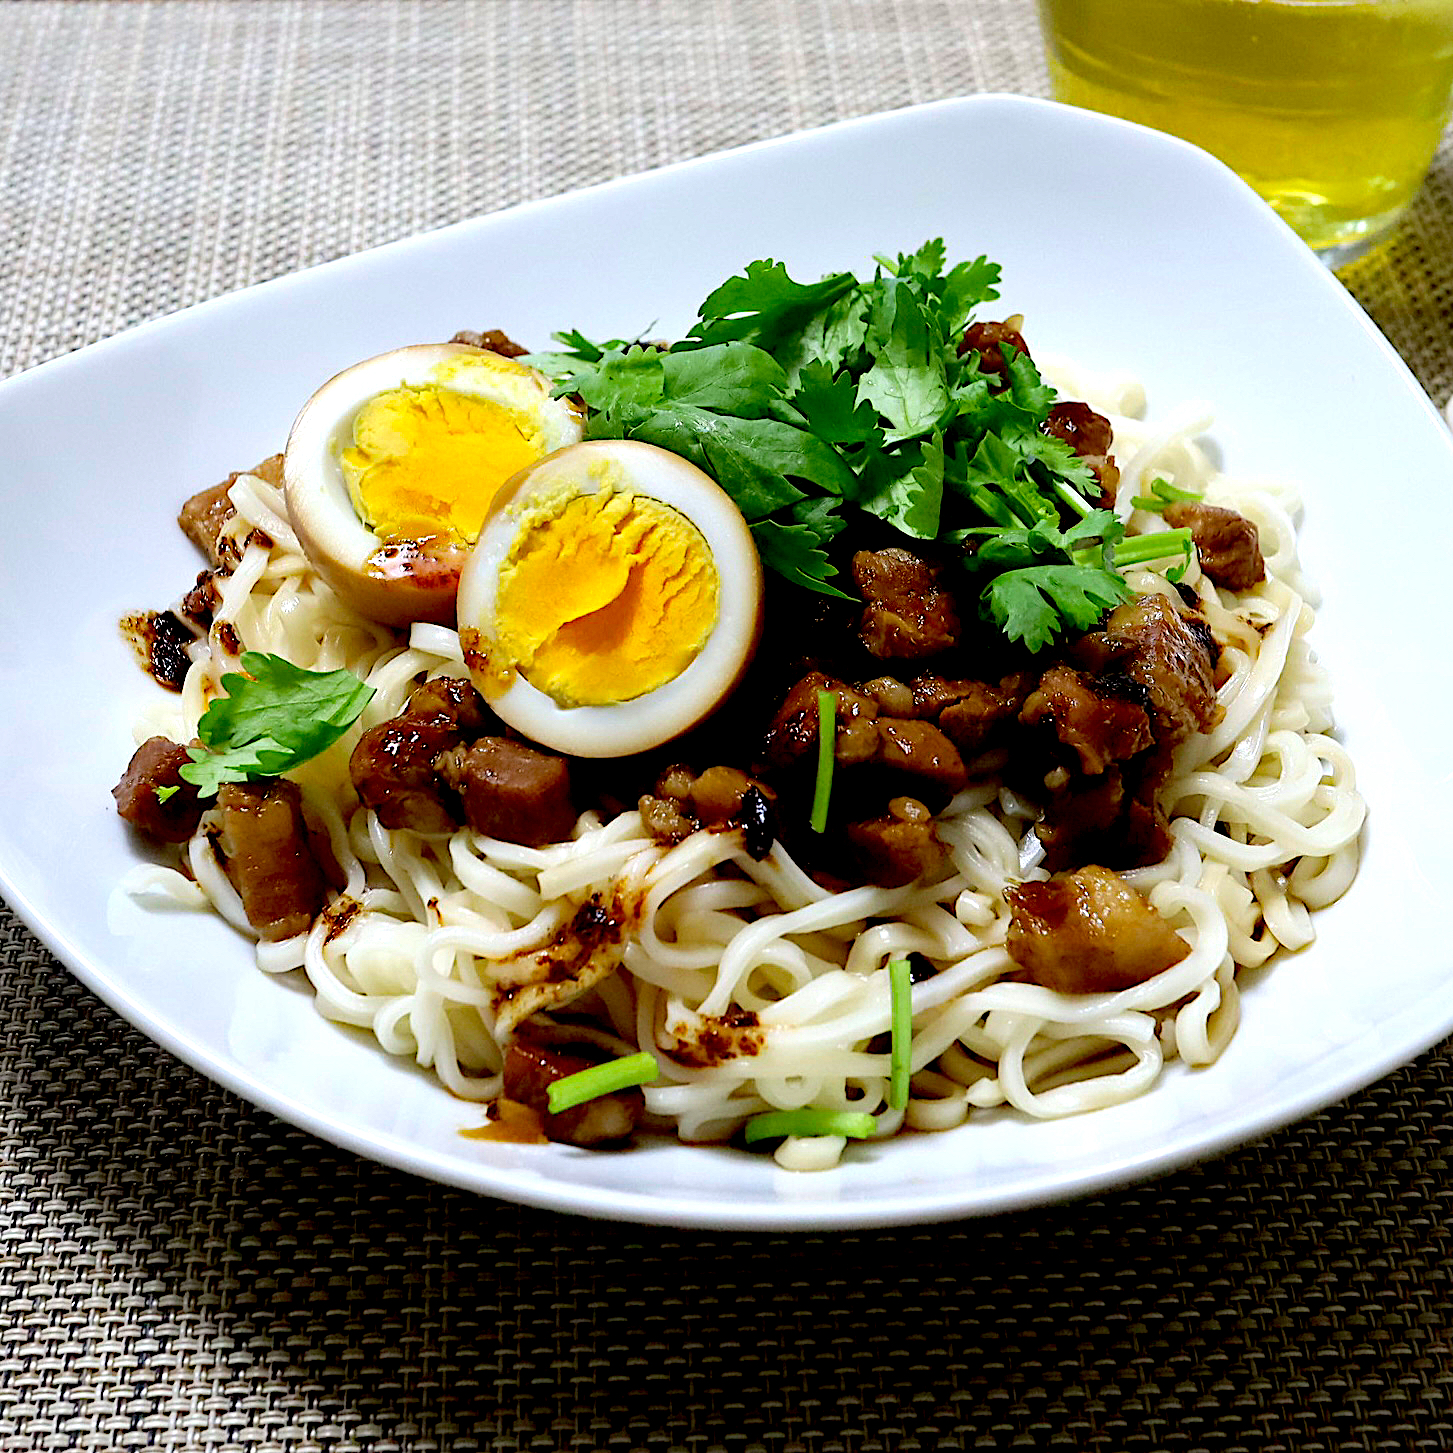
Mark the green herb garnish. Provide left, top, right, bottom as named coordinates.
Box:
left=530, top=241, right=1193, bottom=652
left=546, top=1050, right=659, bottom=1115
left=888, top=958, right=912, bottom=1111
left=179, top=651, right=375, bottom=797
left=743, top=1109, right=877, bottom=1145
left=1132, top=476, right=1204, bottom=513
left=809, top=688, right=836, bottom=833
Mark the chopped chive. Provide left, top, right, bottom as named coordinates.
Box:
left=546, top=1050, right=658, bottom=1115
left=1114, top=527, right=1193, bottom=569
left=809, top=688, right=836, bottom=833
left=888, top=958, right=912, bottom=1111
left=1131, top=477, right=1203, bottom=512
left=743, top=1109, right=877, bottom=1145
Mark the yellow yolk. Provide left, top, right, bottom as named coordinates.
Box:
left=341, top=384, right=544, bottom=546
left=493, top=489, right=720, bottom=708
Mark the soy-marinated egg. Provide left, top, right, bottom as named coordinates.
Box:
left=456, top=440, right=764, bottom=758
left=284, top=343, right=583, bottom=625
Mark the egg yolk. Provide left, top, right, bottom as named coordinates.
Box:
left=493, top=489, right=720, bottom=708
left=341, top=384, right=543, bottom=546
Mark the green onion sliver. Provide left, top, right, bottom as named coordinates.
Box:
left=743, top=1109, right=876, bottom=1145
left=809, top=688, right=836, bottom=833
left=546, top=1051, right=658, bottom=1115
left=888, top=957, right=912, bottom=1111
left=1113, top=527, right=1193, bottom=569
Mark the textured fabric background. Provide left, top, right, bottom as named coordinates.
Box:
left=4, top=3, right=1453, bottom=1449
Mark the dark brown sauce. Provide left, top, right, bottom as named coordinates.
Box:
left=671, top=1007, right=764, bottom=1068
left=320, top=896, right=361, bottom=944
left=461, top=1098, right=547, bottom=1144
left=119, top=610, right=197, bottom=692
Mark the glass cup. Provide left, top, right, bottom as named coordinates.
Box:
left=1037, top=0, right=1453, bottom=266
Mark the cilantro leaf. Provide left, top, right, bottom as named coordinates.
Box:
left=792, top=360, right=885, bottom=447
left=776, top=288, right=871, bottom=386
left=180, top=653, right=375, bottom=798
left=520, top=329, right=645, bottom=392
left=751, top=518, right=854, bottom=599
left=595, top=403, right=855, bottom=518
left=659, top=343, right=788, bottom=416
left=856, top=280, right=950, bottom=443
left=999, top=345, right=1058, bottom=421
left=936, top=254, right=1002, bottom=334
left=877, top=239, right=947, bottom=281
left=982, top=566, right=1132, bottom=653
left=571, top=347, right=666, bottom=415
left=790, top=494, right=849, bottom=541
left=554, top=327, right=631, bottom=360
left=691, top=259, right=857, bottom=353
left=854, top=434, right=945, bottom=540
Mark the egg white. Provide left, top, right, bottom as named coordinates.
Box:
left=457, top=439, right=764, bottom=758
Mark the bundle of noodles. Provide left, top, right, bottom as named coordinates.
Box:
left=118, top=347, right=1363, bottom=1170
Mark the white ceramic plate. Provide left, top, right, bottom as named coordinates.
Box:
left=1, top=95, right=1445, bottom=1229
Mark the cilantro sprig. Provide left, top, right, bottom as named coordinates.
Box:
left=526, top=241, right=1191, bottom=652
left=179, top=652, right=375, bottom=797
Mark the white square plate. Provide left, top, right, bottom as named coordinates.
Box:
left=1, top=95, right=1444, bottom=1229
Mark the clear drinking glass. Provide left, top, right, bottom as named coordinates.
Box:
left=1037, top=0, right=1453, bottom=266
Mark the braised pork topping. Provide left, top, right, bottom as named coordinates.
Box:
left=638, top=765, right=778, bottom=859
left=177, top=453, right=283, bottom=570
left=501, top=1037, right=643, bottom=1147
left=113, top=737, right=205, bottom=842
left=1072, top=593, right=1220, bottom=746
left=436, top=737, right=577, bottom=847
left=349, top=676, right=494, bottom=834
left=852, top=548, right=962, bottom=660
left=1006, top=865, right=1189, bottom=995
left=216, top=779, right=326, bottom=941
left=449, top=327, right=529, bottom=359
left=1163, top=500, right=1265, bottom=592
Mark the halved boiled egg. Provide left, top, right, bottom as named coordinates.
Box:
left=284, top=343, right=583, bottom=625
left=457, top=439, right=764, bottom=758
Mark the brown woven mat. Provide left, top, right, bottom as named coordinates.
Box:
left=5, top=3, right=1453, bottom=1448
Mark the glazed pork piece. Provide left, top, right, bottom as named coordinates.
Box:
left=502, top=1038, right=643, bottom=1147
left=852, top=548, right=962, bottom=660
left=1020, top=665, right=1154, bottom=776
left=1072, top=593, right=1220, bottom=746
left=177, top=453, right=284, bottom=570
left=758, top=669, right=969, bottom=885
left=1163, top=500, right=1265, bottom=591
left=908, top=672, right=1033, bottom=757
left=763, top=671, right=967, bottom=799
left=351, top=676, right=579, bottom=848
left=846, top=797, right=945, bottom=887
left=1026, top=593, right=1220, bottom=871
left=638, top=764, right=778, bottom=859
left=113, top=736, right=205, bottom=842
left=436, top=737, right=577, bottom=847
left=1005, top=865, right=1189, bottom=995
left=216, top=779, right=326, bottom=941
left=349, top=676, right=493, bottom=833
left=449, top=327, right=528, bottom=359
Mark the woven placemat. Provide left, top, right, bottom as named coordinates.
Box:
left=5, top=3, right=1453, bottom=1449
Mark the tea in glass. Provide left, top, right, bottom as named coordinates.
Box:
left=1038, top=0, right=1453, bottom=263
